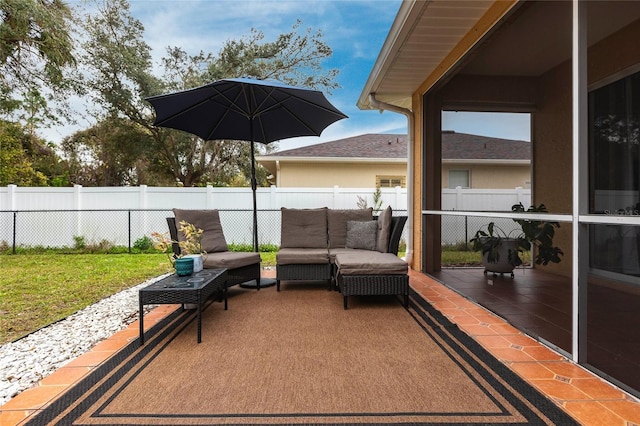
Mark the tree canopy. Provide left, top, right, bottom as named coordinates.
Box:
left=1, top=0, right=340, bottom=187
left=0, top=0, right=77, bottom=119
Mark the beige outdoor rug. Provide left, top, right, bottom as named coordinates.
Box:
left=27, top=282, right=577, bottom=425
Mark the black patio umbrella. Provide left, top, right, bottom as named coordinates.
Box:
left=146, top=78, right=347, bottom=280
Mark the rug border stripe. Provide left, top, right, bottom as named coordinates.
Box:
left=407, top=288, right=579, bottom=425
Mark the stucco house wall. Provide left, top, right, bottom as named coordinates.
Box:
left=442, top=163, right=530, bottom=189
left=276, top=161, right=407, bottom=188
left=261, top=132, right=530, bottom=189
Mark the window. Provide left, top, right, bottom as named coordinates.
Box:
left=590, top=70, right=640, bottom=215
left=376, top=176, right=406, bottom=188
left=589, top=70, right=640, bottom=276
left=448, top=170, right=470, bottom=188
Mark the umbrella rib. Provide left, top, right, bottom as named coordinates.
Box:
left=248, top=85, right=347, bottom=141
left=203, top=85, right=254, bottom=141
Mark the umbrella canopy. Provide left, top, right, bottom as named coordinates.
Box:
left=146, top=78, right=347, bottom=253
left=146, top=78, right=347, bottom=143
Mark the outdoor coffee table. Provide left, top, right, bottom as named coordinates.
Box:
left=139, top=268, right=227, bottom=345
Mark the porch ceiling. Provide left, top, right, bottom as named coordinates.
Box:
left=359, top=0, right=640, bottom=111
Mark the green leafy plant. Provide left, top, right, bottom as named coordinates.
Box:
left=133, top=235, right=153, bottom=251
left=73, top=235, right=86, bottom=250
left=470, top=203, right=564, bottom=268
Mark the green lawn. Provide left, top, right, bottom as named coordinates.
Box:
left=0, top=252, right=280, bottom=345
left=0, top=254, right=174, bottom=344
left=0, top=250, right=477, bottom=345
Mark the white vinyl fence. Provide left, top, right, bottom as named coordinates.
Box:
left=0, top=185, right=406, bottom=249
left=0, top=185, right=529, bottom=249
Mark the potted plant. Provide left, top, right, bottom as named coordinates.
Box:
left=151, top=221, right=206, bottom=276
left=470, top=203, right=564, bottom=277
left=174, top=221, right=206, bottom=273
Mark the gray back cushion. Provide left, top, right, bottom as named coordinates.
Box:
left=327, top=208, right=373, bottom=248
left=376, top=206, right=393, bottom=253
left=280, top=207, right=328, bottom=248
left=172, top=209, right=229, bottom=253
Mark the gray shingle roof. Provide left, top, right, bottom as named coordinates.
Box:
left=267, top=131, right=530, bottom=160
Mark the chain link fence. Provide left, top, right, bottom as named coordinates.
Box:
left=440, top=214, right=524, bottom=249
left=0, top=209, right=408, bottom=253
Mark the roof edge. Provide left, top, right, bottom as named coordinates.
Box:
left=356, top=0, right=427, bottom=110
left=255, top=156, right=408, bottom=163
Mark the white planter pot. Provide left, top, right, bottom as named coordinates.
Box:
left=482, top=238, right=519, bottom=275
left=183, top=254, right=203, bottom=273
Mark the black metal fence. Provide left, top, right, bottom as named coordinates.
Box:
left=0, top=209, right=408, bottom=253
left=440, top=214, right=524, bottom=248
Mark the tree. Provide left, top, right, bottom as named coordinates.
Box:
left=60, top=117, right=155, bottom=186
left=79, top=0, right=339, bottom=186
left=206, top=20, right=339, bottom=92
left=0, top=0, right=77, bottom=122
left=0, top=120, right=54, bottom=186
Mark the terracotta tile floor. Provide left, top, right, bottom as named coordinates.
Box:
left=1, top=269, right=639, bottom=425
left=410, top=270, right=640, bottom=426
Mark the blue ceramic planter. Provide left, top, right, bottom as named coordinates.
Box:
left=175, top=257, right=194, bottom=276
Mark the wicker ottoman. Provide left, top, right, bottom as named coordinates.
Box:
left=335, top=250, right=409, bottom=309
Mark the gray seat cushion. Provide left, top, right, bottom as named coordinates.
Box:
left=335, top=250, right=408, bottom=275
left=328, top=247, right=357, bottom=262
left=327, top=208, right=373, bottom=248
left=203, top=251, right=261, bottom=270
left=280, top=207, right=328, bottom=249
left=276, top=248, right=329, bottom=265
left=173, top=209, right=229, bottom=253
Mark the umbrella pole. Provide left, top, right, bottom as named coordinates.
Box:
left=240, top=123, right=276, bottom=289
left=250, top=140, right=259, bottom=253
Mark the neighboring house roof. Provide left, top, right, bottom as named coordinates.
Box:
left=258, top=131, right=530, bottom=162
left=442, top=131, right=530, bottom=161
left=267, top=133, right=408, bottom=159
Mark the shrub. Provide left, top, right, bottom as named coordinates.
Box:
left=227, top=242, right=253, bottom=252
left=133, top=235, right=153, bottom=251
left=227, top=242, right=279, bottom=252
left=73, top=235, right=86, bottom=250
left=258, top=243, right=279, bottom=252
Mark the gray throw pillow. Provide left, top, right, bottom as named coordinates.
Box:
left=327, top=208, right=373, bottom=248
left=345, top=220, right=378, bottom=251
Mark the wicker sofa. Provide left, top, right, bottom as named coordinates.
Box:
left=167, top=209, right=262, bottom=289
left=276, top=207, right=408, bottom=309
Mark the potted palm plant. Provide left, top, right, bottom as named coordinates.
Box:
left=470, top=203, right=563, bottom=277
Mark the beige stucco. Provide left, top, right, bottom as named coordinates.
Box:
left=260, top=158, right=529, bottom=189
left=442, top=163, right=530, bottom=189
left=272, top=161, right=407, bottom=188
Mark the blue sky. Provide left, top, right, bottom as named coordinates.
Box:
left=129, top=0, right=407, bottom=151
left=45, top=0, right=530, bottom=148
